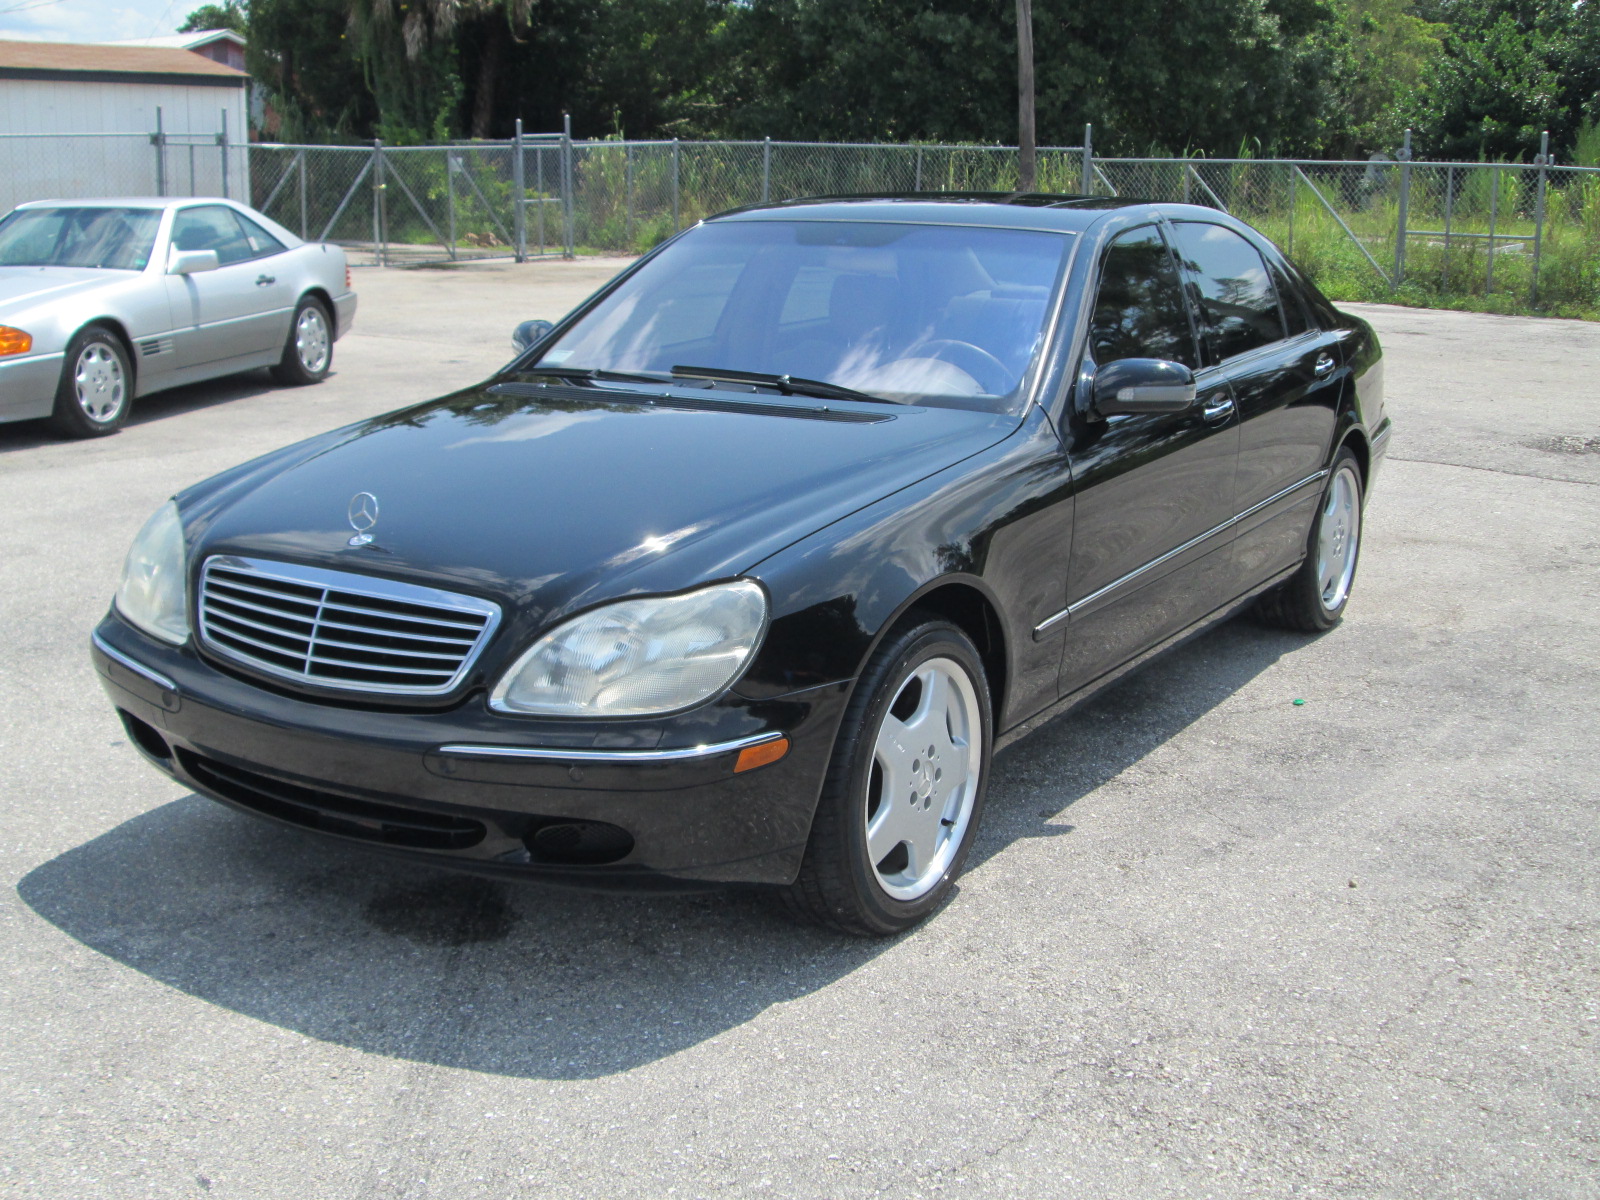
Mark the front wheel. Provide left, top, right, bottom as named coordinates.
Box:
left=271, top=296, right=333, bottom=386
left=50, top=325, right=132, bottom=438
left=780, top=618, right=992, bottom=936
left=1255, top=446, right=1364, bottom=631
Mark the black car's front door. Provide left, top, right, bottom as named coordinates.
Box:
left=1055, top=223, right=1240, bottom=696
left=1167, top=220, right=1343, bottom=586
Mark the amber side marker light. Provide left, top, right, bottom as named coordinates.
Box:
left=734, top=736, right=789, bottom=774
left=0, top=327, right=32, bottom=356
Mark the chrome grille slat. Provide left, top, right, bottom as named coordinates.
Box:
left=199, top=555, right=501, bottom=696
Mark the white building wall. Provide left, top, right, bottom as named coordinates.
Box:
left=0, top=79, right=249, bottom=212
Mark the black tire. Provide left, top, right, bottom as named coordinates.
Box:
left=50, top=324, right=132, bottom=438
left=779, top=617, right=993, bottom=937
left=1255, top=446, right=1365, bottom=632
left=270, top=295, right=333, bottom=386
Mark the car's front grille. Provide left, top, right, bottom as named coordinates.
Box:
left=198, top=555, right=500, bottom=696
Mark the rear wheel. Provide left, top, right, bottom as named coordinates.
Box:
left=271, top=296, right=332, bottom=386
left=50, top=325, right=131, bottom=438
left=780, top=618, right=991, bottom=936
left=1255, top=446, right=1364, bottom=631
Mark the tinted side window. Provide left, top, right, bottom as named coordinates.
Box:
left=171, top=206, right=254, bottom=266
left=1268, top=259, right=1311, bottom=336
left=1169, top=222, right=1285, bottom=360
left=233, top=211, right=286, bottom=259
left=1089, top=225, right=1197, bottom=368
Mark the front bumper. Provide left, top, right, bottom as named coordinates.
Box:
left=0, top=350, right=63, bottom=423
left=91, top=615, right=848, bottom=886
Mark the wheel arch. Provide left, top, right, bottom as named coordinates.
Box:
left=1338, top=425, right=1370, bottom=490
left=868, top=577, right=1010, bottom=730
left=300, top=286, right=337, bottom=334
left=72, top=317, right=138, bottom=388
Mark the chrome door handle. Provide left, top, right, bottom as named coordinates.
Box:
left=1313, top=352, right=1335, bottom=376
left=1201, top=394, right=1235, bottom=421
left=256, top=274, right=276, bottom=287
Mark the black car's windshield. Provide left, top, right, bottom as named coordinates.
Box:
left=0, top=206, right=162, bottom=270
left=533, top=219, right=1073, bottom=410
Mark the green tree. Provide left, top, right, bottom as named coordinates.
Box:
left=179, top=1, right=247, bottom=33
left=1408, top=0, right=1600, bottom=161
left=248, top=0, right=374, bottom=141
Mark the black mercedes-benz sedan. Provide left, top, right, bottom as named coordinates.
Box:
left=92, top=195, right=1389, bottom=935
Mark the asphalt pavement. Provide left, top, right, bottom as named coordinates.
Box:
left=1, top=261, right=1595, bottom=1199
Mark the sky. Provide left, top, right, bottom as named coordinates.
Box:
left=0, top=0, right=202, bottom=43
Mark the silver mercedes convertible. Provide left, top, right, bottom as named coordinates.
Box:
left=0, top=198, right=357, bottom=438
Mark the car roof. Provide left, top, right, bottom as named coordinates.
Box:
left=14, top=197, right=238, bottom=210
left=709, top=193, right=1200, bottom=234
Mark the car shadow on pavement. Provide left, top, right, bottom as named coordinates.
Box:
left=17, top=615, right=1303, bottom=1081
left=0, top=371, right=288, bottom=453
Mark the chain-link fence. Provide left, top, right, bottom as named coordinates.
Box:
left=0, top=129, right=249, bottom=215
left=8, top=127, right=1599, bottom=312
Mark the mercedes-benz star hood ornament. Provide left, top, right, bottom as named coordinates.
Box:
left=347, top=491, right=380, bottom=547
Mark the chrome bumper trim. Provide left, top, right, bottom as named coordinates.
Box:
left=92, top=629, right=178, bottom=693
left=1032, top=468, right=1330, bottom=639
left=1371, top=422, right=1393, bottom=451
left=437, top=731, right=783, bottom=764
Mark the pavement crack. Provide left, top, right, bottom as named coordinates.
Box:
left=1386, top=454, right=1600, bottom=488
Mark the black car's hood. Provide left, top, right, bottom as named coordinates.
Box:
left=187, top=383, right=1017, bottom=635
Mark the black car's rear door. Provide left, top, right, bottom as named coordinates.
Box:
left=1055, top=223, right=1240, bottom=695
left=1166, top=220, right=1343, bottom=587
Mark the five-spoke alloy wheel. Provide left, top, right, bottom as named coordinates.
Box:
left=1256, top=444, right=1366, bottom=631
left=782, top=617, right=992, bottom=936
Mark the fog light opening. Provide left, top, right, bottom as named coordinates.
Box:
left=526, top=819, right=634, bottom=866
left=118, top=709, right=171, bottom=761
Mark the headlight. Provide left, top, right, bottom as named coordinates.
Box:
left=489, top=580, right=767, bottom=717
left=114, top=501, right=190, bottom=645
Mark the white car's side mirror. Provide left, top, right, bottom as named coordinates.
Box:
left=168, top=248, right=220, bottom=276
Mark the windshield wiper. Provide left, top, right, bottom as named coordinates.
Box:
left=514, top=366, right=676, bottom=387
left=670, top=365, right=902, bottom=406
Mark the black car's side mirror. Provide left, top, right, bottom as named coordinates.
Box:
left=1091, top=358, right=1197, bottom=416
left=512, top=319, right=555, bottom=353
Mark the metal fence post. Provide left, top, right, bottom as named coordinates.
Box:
left=1287, top=162, right=1297, bottom=255
left=762, top=137, right=772, bottom=202
left=445, top=149, right=458, bottom=260
left=561, top=112, right=575, bottom=259
left=513, top=119, right=527, bottom=263
left=218, top=108, right=230, bottom=199
left=298, top=148, right=308, bottom=240
left=152, top=107, right=166, bottom=196
left=1531, top=129, right=1549, bottom=305
left=915, top=145, right=924, bottom=191
left=672, top=138, right=681, bottom=232
left=625, top=142, right=634, bottom=245
left=372, top=138, right=385, bottom=267
left=1442, top=166, right=1455, bottom=293
left=1080, top=124, right=1093, bottom=195
left=1394, top=128, right=1412, bottom=291
left=1486, top=166, right=1500, bottom=293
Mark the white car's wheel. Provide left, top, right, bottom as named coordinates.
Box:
left=51, top=325, right=132, bottom=439
left=271, top=296, right=333, bottom=386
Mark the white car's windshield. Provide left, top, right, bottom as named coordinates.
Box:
left=533, top=219, right=1072, bottom=410
left=0, top=206, right=162, bottom=270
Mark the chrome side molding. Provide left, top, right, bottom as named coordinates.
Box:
left=437, top=731, right=784, bottom=764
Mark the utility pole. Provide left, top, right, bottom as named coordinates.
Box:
left=1016, top=0, right=1036, bottom=191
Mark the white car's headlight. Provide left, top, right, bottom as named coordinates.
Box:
left=489, top=580, right=767, bottom=717
left=114, top=501, right=190, bottom=645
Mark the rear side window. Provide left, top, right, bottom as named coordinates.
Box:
left=1268, top=259, right=1311, bottom=336
left=1169, top=222, right=1285, bottom=360
left=1089, top=225, right=1197, bottom=369
left=234, top=211, right=286, bottom=259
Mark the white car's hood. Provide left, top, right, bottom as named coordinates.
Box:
left=0, top=266, right=128, bottom=315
